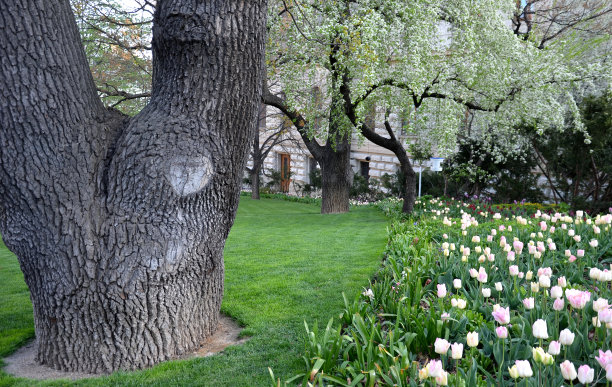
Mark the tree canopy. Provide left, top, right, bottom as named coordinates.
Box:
left=266, top=0, right=611, bottom=159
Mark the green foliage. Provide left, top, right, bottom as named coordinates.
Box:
left=350, top=175, right=385, bottom=202
left=301, top=169, right=322, bottom=197
left=380, top=171, right=405, bottom=198
left=527, top=93, right=612, bottom=213
left=445, top=137, right=544, bottom=203
left=350, top=174, right=370, bottom=198
left=263, top=168, right=292, bottom=193
left=381, top=170, right=461, bottom=199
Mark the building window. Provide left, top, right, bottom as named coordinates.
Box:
left=360, top=161, right=370, bottom=180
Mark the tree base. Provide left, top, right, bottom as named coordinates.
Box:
left=4, top=314, right=247, bottom=381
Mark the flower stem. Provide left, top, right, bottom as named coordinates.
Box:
left=498, top=339, right=505, bottom=383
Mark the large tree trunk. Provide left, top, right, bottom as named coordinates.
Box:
left=320, top=136, right=353, bottom=214
left=0, top=0, right=266, bottom=374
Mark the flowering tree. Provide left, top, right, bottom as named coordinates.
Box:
left=265, top=0, right=611, bottom=213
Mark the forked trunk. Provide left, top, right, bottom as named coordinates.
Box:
left=0, top=0, right=267, bottom=373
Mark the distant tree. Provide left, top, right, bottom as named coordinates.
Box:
left=247, top=105, right=303, bottom=199
left=512, top=0, right=612, bottom=49
left=528, top=93, right=612, bottom=212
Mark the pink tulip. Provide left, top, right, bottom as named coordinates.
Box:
left=560, top=360, right=577, bottom=381
left=434, top=338, right=451, bottom=355
left=492, top=307, right=511, bottom=325
left=548, top=340, right=561, bottom=355
left=427, top=359, right=443, bottom=378
left=509, top=265, right=519, bottom=276
left=507, top=251, right=515, bottom=261
left=515, top=360, right=533, bottom=377
left=577, top=249, right=585, bottom=257
left=568, top=255, right=577, bottom=262
left=566, top=289, right=591, bottom=309
left=537, top=267, right=552, bottom=277
left=513, top=241, right=523, bottom=254
left=596, top=350, right=612, bottom=369
left=523, top=297, right=535, bottom=310
left=577, top=365, right=594, bottom=384
left=477, top=269, right=488, bottom=283
left=558, top=276, right=567, bottom=287
left=496, top=326, right=508, bottom=339
left=553, top=298, right=564, bottom=311
left=550, top=286, right=563, bottom=299
left=599, top=308, right=612, bottom=323
left=533, top=319, right=549, bottom=339
left=451, top=342, right=463, bottom=359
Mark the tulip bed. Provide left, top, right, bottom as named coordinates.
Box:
left=283, top=197, right=612, bottom=386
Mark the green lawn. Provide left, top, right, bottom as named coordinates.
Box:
left=0, top=198, right=388, bottom=386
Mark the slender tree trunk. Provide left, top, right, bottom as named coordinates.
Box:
left=250, top=133, right=262, bottom=200
left=444, top=175, right=448, bottom=197
left=398, top=156, right=417, bottom=213
left=251, top=167, right=261, bottom=200
left=0, top=0, right=266, bottom=373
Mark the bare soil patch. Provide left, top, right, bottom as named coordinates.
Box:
left=3, top=314, right=247, bottom=381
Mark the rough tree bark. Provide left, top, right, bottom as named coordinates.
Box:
left=249, top=135, right=262, bottom=200
left=319, top=131, right=352, bottom=214
left=0, top=0, right=266, bottom=373
left=250, top=170, right=262, bottom=200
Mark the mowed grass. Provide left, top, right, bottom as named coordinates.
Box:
left=0, top=198, right=388, bottom=386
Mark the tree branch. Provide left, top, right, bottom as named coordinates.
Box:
left=261, top=84, right=323, bottom=160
